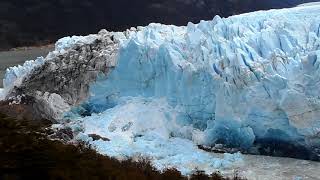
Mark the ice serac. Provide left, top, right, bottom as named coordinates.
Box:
left=82, top=4, right=320, bottom=155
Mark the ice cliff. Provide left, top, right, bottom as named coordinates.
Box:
left=1, top=4, right=320, bottom=173
left=82, top=4, right=320, bottom=151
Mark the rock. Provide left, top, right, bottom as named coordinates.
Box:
left=198, top=145, right=240, bottom=154
left=49, top=127, right=74, bottom=142
left=88, top=134, right=110, bottom=141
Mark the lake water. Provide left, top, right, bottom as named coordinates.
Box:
left=0, top=47, right=53, bottom=87
left=218, top=153, right=320, bottom=180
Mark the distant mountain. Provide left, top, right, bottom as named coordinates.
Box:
left=0, top=0, right=318, bottom=50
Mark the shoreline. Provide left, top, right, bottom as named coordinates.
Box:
left=5, top=44, right=55, bottom=52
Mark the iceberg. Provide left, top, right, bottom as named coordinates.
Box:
left=2, top=4, right=320, bottom=174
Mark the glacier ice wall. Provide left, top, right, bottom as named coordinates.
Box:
left=82, top=5, right=320, bottom=151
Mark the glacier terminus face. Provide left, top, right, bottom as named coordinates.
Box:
left=82, top=4, right=320, bottom=153
left=2, top=4, right=320, bottom=175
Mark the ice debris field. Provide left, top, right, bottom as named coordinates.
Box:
left=2, top=4, right=320, bottom=175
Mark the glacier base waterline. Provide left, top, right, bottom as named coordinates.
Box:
left=2, top=4, right=320, bottom=174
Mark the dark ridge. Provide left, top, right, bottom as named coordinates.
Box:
left=0, top=0, right=317, bottom=50
left=0, top=113, right=247, bottom=180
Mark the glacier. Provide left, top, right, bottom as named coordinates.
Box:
left=2, top=4, right=320, bottom=174
left=82, top=4, right=320, bottom=151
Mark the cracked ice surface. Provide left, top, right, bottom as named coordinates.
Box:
left=45, top=4, right=320, bottom=174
